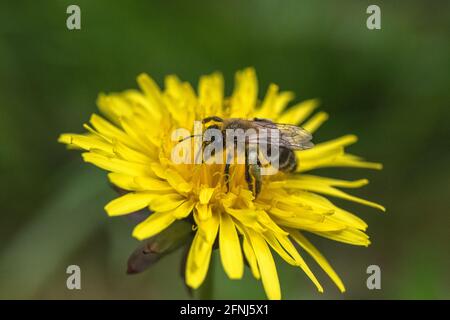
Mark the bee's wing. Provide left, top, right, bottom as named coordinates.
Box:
left=276, top=123, right=314, bottom=150
left=250, top=120, right=314, bottom=150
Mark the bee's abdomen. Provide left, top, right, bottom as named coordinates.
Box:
left=278, top=147, right=297, bottom=172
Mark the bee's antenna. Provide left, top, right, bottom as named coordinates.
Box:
left=178, top=134, right=203, bottom=143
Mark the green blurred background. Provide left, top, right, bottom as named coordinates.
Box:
left=0, top=0, right=449, bottom=299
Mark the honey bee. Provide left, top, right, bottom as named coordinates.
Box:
left=199, top=116, right=314, bottom=197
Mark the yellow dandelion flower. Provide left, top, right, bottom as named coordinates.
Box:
left=59, top=68, right=384, bottom=300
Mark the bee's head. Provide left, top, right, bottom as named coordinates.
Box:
left=202, top=116, right=224, bottom=132
left=204, top=123, right=221, bottom=131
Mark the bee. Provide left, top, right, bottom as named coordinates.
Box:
left=199, top=116, right=314, bottom=198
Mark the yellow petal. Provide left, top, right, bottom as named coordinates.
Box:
left=134, top=176, right=173, bottom=191
left=273, top=214, right=346, bottom=232
left=276, top=99, right=319, bottom=125
left=113, top=141, right=153, bottom=164
left=150, top=193, right=186, bottom=212
left=328, top=208, right=368, bottom=231
left=224, top=207, right=264, bottom=233
left=235, top=223, right=260, bottom=280
left=298, top=135, right=357, bottom=161
left=195, top=203, right=212, bottom=221
left=315, top=227, right=371, bottom=247
left=199, top=187, right=215, bottom=204
left=89, top=114, right=129, bottom=143
left=96, top=93, right=133, bottom=125
left=243, top=238, right=260, bottom=279
left=256, top=84, right=278, bottom=118
left=150, top=163, right=168, bottom=179
left=58, top=133, right=76, bottom=145
left=289, top=229, right=346, bottom=292
left=297, top=184, right=385, bottom=212
left=262, top=232, right=297, bottom=266
left=108, top=173, right=140, bottom=191
left=137, top=73, right=166, bottom=118
left=132, top=211, right=176, bottom=240
left=247, top=229, right=281, bottom=300
left=256, top=210, right=289, bottom=236
left=295, top=135, right=359, bottom=172
left=185, top=232, right=213, bottom=289
left=196, top=213, right=220, bottom=245
left=328, top=153, right=383, bottom=170
left=302, top=111, right=329, bottom=133
left=289, top=175, right=369, bottom=189
left=256, top=84, right=294, bottom=119
left=230, top=68, right=258, bottom=117
left=172, top=199, right=196, bottom=219
left=186, top=214, right=219, bottom=289
left=105, top=192, right=155, bottom=216
left=119, top=115, right=158, bottom=153
left=59, top=134, right=113, bottom=154
left=296, top=151, right=344, bottom=172
left=198, top=72, right=224, bottom=117
left=272, top=232, right=323, bottom=292
left=124, top=89, right=163, bottom=122
left=164, top=75, right=197, bottom=127
left=219, top=212, right=244, bottom=279
left=278, top=190, right=368, bottom=231
left=165, top=169, right=193, bottom=193
left=82, top=152, right=153, bottom=177
left=162, top=75, right=198, bottom=127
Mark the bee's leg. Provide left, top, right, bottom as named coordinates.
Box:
left=202, top=128, right=224, bottom=164
left=194, top=140, right=204, bottom=164
left=245, top=145, right=262, bottom=197
left=245, top=164, right=262, bottom=197
left=224, top=144, right=235, bottom=191
left=251, top=165, right=262, bottom=197
left=198, top=140, right=213, bottom=164
left=224, top=161, right=233, bottom=191
left=244, top=145, right=251, bottom=192
left=224, top=163, right=230, bottom=191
